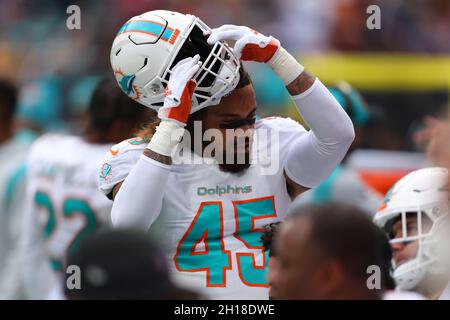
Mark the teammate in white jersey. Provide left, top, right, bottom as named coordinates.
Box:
left=22, top=78, right=155, bottom=299
left=0, top=80, right=34, bottom=299
left=100, top=11, right=354, bottom=299
left=374, top=167, right=450, bottom=300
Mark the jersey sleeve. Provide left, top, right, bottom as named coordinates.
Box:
left=98, top=137, right=148, bottom=197
left=256, top=117, right=308, bottom=166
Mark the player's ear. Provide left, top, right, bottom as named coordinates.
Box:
left=316, top=260, right=345, bottom=297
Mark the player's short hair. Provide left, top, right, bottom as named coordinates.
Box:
left=235, top=63, right=252, bottom=90
left=0, top=79, right=17, bottom=123
left=87, top=77, right=156, bottom=133
left=289, top=203, right=395, bottom=290
left=65, top=229, right=200, bottom=299
left=261, top=222, right=281, bottom=257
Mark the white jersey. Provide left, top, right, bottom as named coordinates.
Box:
left=99, top=117, right=306, bottom=299
left=0, top=137, right=30, bottom=299
left=23, top=134, right=113, bottom=299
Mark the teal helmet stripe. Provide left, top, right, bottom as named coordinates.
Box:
left=117, top=21, right=174, bottom=41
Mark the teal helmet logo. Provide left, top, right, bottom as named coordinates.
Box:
left=114, top=69, right=141, bottom=100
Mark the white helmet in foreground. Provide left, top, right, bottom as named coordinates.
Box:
left=374, top=167, right=450, bottom=291
left=111, top=10, right=241, bottom=114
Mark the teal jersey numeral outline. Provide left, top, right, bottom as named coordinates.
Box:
left=34, top=191, right=98, bottom=271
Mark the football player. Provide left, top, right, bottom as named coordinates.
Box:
left=21, top=78, right=155, bottom=299
left=101, top=10, right=354, bottom=299
left=374, top=167, right=450, bottom=300
left=0, top=80, right=31, bottom=299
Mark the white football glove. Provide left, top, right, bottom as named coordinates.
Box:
left=148, top=55, right=201, bottom=157
left=158, top=55, right=202, bottom=126
left=206, top=25, right=304, bottom=85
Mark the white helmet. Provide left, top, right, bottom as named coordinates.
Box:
left=373, top=167, right=450, bottom=291
left=110, top=10, right=241, bottom=114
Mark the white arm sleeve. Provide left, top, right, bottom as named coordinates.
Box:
left=111, top=154, right=171, bottom=230
left=285, top=78, right=355, bottom=188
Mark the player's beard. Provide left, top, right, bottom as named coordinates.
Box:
left=218, top=136, right=251, bottom=173
left=219, top=160, right=251, bottom=173
left=195, top=135, right=252, bottom=174
left=185, top=115, right=252, bottom=174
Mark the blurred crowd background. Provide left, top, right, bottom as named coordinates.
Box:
left=0, top=0, right=449, bottom=193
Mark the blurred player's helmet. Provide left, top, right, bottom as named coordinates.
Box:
left=374, top=167, right=450, bottom=290
left=328, top=81, right=370, bottom=128
left=111, top=10, right=240, bottom=114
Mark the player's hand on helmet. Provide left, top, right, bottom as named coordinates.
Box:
left=205, top=25, right=280, bottom=63
left=158, top=55, right=202, bottom=126
left=205, top=25, right=303, bottom=86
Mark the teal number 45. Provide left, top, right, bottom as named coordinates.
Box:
left=174, top=196, right=277, bottom=288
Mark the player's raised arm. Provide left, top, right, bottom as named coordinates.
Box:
left=110, top=56, right=201, bottom=229
left=207, top=26, right=355, bottom=197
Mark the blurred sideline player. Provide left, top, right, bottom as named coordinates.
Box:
left=271, top=204, right=395, bottom=299
left=374, top=167, right=450, bottom=300
left=21, top=78, right=155, bottom=299
left=100, top=11, right=354, bottom=299
left=294, top=81, right=382, bottom=215
left=0, top=80, right=33, bottom=299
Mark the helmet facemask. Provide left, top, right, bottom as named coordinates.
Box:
left=147, top=17, right=240, bottom=112
left=382, top=204, right=449, bottom=291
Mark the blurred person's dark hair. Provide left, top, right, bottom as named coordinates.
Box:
left=85, top=77, right=156, bottom=144
left=290, top=203, right=395, bottom=291
left=64, top=229, right=200, bottom=300
left=261, top=222, right=281, bottom=257
left=0, top=79, right=17, bottom=126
